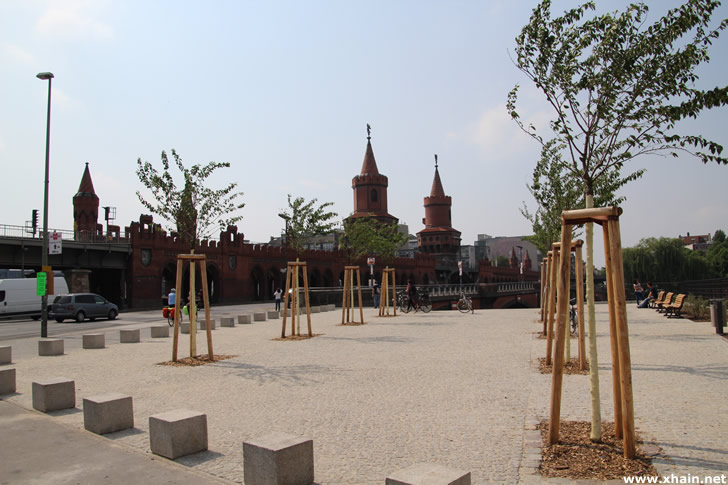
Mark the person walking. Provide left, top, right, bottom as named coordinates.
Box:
left=274, top=287, right=283, bottom=311
left=406, top=280, right=418, bottom=312
left=372, top=280, right=380, bottom=309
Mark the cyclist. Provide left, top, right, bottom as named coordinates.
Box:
left=167, top=288, right=176, bottom=307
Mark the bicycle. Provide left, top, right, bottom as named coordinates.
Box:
left=457, top=291, right=473, bottom=314
left=397, top=289, right=432, bottom=313
left=569, top=298, right=578, bottom=337
left=163, top=306, right=183, bottom=327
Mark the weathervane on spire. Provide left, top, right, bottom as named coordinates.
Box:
left=366, top=123, right=371, bottom=140
left=434, top=154, right=438, bottom=169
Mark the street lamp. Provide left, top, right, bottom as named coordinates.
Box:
left=37, top=71, right=54, bottom=338
left=278, top=212, right=290, bottom=267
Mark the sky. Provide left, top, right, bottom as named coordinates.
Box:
left=1, top=0, right=727, bottom=269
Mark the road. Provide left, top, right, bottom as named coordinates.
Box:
left=0, top=302, right=278, bottom=341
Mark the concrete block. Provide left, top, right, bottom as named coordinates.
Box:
left=83, top=393, right=134, bottom=435
left=267, top=310, right=280, bottom=319
left=151, top=326, right=170, bottom=338
left=310, top=306, right=320, bottom=314
left=326, top=304, right=336, bottom=311
left=180, top=322, right=193, bottom=334
left=253, top=312, right=267, bottom=322
left=320, top=305, right=328, bottom=312
left=149, top=409, right=208, bottom=459
left=200, top=319, right=216, bottom=330
left=120, top=329, right=140, bottom=343
left=82, top=334, right=105, bottom=349
left=0, top=346, right=11, bottom=364
left=243, top=431, right=314, bottom=485
left=38, top=339, right=64, bottom=356
left=221, top=317, right=235, bottom=327
left=0, top=368, right=16, bottom=395
left=386, top=463, right=471, bottom=485
left=32, top=377, right=75, bottom=412
left=238, top=314, right=252, bottom=325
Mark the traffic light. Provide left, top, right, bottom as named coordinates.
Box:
left=32, top=209, right=38, bottom=236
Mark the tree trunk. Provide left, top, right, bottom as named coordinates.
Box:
left=585, top=193, right=602, bottom=441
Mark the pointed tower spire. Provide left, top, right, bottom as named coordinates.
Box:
left=76, top=162, right=97, bottom=197
left=430, top=154, right=445, bottom=197
left=73, top=162, right=100, bottom=239
left=360, top=123, right=380, bottom=175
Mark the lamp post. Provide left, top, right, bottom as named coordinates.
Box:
left=37, top=71, right=54, bottom=338
left=278, top=212, right=290, bottom=266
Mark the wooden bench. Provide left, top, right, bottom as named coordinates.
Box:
left=664, top=293, right=686, bottom=318
left=649, top=291, right=665, bottom=309
left=656, top=292, right=674, bottom=312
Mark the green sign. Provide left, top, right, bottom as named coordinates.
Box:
left=36, top=273, right=47, bottom=296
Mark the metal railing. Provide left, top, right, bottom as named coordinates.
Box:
left=0, top=224, right=129, bottom=244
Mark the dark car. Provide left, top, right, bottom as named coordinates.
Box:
left=50, top=293, right=119, bottom=323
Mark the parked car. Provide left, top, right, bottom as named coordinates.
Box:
left=0, top=275, right=69, bottom=320
left=50, top=293, right=119, bottom=323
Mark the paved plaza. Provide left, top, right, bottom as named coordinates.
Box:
left=1, top=302, right=726, bottom=484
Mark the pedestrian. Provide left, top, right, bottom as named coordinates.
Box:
left=633, top=280, right=644, bottom=306
left=372, top=280, right=380, bottom=309
left=274, top=287, right=283, bottom=311
left=406, top=280, right=418, bottom=312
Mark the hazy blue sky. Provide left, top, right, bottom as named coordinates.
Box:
left=1, top=0, right=726, bottom=267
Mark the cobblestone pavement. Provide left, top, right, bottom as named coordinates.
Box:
left=2, top=303, right=726, bottom=483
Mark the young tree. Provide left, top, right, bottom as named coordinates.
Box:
left=279, top=194, right=338, bottom=256
left=136, top=149, right=245, bottom=247
left=509, top=0, right=728, bottom=441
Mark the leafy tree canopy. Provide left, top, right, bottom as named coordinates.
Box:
left=622, top=237, right=716, bottom=283
left=509, top=0, right=728, bottom=198
left=340, top=218, right=407, bottom=266
left=279, top=194, right=338, bottom=255
left=136, top=149, right=244, bottom=247
left=714, top=229, right=726, bottom=243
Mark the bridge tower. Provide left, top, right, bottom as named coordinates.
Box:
left=417, top=156, right=461, bottom=256
left=73, top=163, right=99, bottom=239
left=347, top=125, right=398, bottom=226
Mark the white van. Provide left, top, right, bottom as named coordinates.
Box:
left=0, top=276, right=70, bottom=320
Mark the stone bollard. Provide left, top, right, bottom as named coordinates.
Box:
left=82, top=334, right=105, bottom=349
left=180, top=323, right=193, bottom=334
left=200, top=319, right=216, bottom=330
left=253, top=312, right=267, bottom=322
left=243, top=432, right=314, bottom=485
left=32, top=377, right=75, bottom=412
left=327, top=304, right=336, bottom=311
left=83, top=393, right=134, bottom=435
left=320, top=305, right=329, bottom=312
left=120, top=329, right=140, bottom=343
left=386, top=463, right=471, bottom=485
left=238, top=314, right=252, bottom=325
left=149, top=409, right=208, bottom=459
left=221, top=317, right=235, bottom=327
left=310, top=306, right=320, bottom=314
left=38, top=339, right=64, bottom=356
left=0, top=346, right=11, bottom=364
left=0, top=368, right=16, bottom=395
left=267, top=310, right=280, bottom=320
left=151, top=326, right=170, bottom=338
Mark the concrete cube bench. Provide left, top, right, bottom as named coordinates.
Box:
left=38, top=339, right=64, bottom=356
left=386, top=463, right=471, bottom=485
left=310, top=306, right=320, bottom=314
left=243, top=432, right=314, bottom=485
left=83, top=393, right=134, bottom=435
left=320, top=305, right=329, bottom=312
left=221, top=317, right=235, bottom=327
left=149, top=409, right=208, bottom=459
left=180, top=323, right=198, bottom=334
left=120, top=329, right=140, bottom=343
left=32, top=377, right=75, bottom=412
left=0, top=345, right=11, bottom=364
left=326, top=304, right=336, bottom=311
left=253, top=312, right=267, bottom=322
left=238, top=314, right=252, bottom=325
left=200, top=319, right=216, bottom=330
left=267, top=310, right=280, bottom=320
left=151, top=326, right=170, bottom=338
left=82, top=334, right=105, bottom=349
left=0, top=368, right=16, bottom=395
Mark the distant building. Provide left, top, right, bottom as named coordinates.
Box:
left=475, top=235, right=540, bottom=272
left=679, top=232, right=712, bottom=253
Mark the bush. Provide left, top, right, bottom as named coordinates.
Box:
left=684, top=294, right=710, bottom=320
